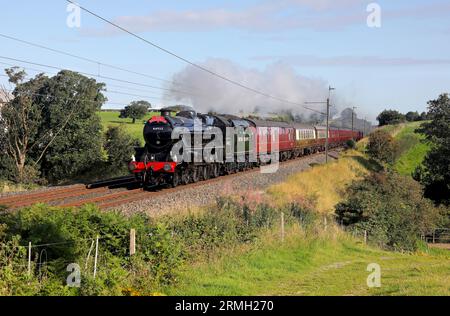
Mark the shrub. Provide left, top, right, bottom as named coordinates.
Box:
left=367, top=130, right=399, bottom=164
left=104, top=126, right=139, bottom=170
left=0, top=205, right=182, bottom=295
left=335, top=171, right=443, bottom=251
left=345, top=139, right=356, bottom=149
left=0, top=193, right=320, bottom=295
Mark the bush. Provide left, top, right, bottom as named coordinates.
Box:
left=367, top=130, right=399, bottom=164
left=0, top=194, right=319, bottom=295
left=335, top=171, right=443, bottom=251
left=0, top=155, right=15, bottom=182
left=345, top=139, right=356, bottom=149
left=104, top=126, right=140, bottom=170
left=0, top=205, right=182, bottom=295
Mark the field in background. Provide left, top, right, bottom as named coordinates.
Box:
left=98, top=111, right=159, bottom=144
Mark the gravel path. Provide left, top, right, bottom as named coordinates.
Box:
left=117, top=151, right=340, bottom=218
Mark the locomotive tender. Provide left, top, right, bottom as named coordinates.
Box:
left=128, top=106, right=363, bottom=188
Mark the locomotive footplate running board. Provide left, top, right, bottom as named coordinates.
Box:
left=128, top=161, right=177, bottom=173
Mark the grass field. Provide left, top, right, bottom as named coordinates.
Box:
left=166, top=227, right=450, bottom=296
left=98, top=111, right=159, bottom=144
left=393, top=121, right=431, bottom=176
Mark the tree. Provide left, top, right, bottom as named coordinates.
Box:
left=119, top=100, right=150, bottom=124
left=376, top=109, right=405, bottom=126
left=0, top=87, right=15, bottom=181
left=415, top=93, right=450, bottom=205
left=0, top=68, right=107, bottom=183
left=0, top=68, right=45, bottom=182
left=32, top=71, right=107, bottom=182
left=405, top=111, right=420, bottom=122
left=367, top=130, right=398, bottom=164
left=419, top=111, right=429, bottom=121
left=104, top=126, right=139, bottom=170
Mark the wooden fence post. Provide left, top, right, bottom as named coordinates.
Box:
left=280, top=212, right=285, bottom=243
left=130, top=229, right=136, bottom=256
left=93, top=236, right=99, bottom=278
left=85, top=239, right=95, bottom=271
left=364, top=230, right=368, bottom=244
left=324, top=216, right=328, bottom=231
left=28, top=242, right=32, bottom=276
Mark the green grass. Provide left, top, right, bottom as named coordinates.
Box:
left=98, top=111, right=159, bottom=144
left=165, top=229, right=450, bottom=296
left=393, top=122, right=431, bottom=176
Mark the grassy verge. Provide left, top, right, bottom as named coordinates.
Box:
left=164, top=145, right=448, bottom=296
left=356, top=122, right=431, bottom=177
left=0, top=181, right=39, bottom=194
left=393, top=122, right=430, bottom=176
left=267, top=150, right=380, bottom=213
left=166, top=227, right=449, bottom=296
left=98, top=111, right=159, bottom=144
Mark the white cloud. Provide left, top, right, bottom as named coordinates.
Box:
left=253, top=55, right=450, bottom=67
left=81, top=1, right=450, bottom=36
left=81, top=0, right=371, bottom=36
left=281, top=0, right=365, bottom=11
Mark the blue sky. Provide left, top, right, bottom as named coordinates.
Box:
left=1, top=0, right=450, bottom=122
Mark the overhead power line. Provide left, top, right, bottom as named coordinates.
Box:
left=0, top=61, right=169, bottom=102
left=1, top=88, right=149, bottom=107
left=65, top=0, right=325, bottom=115
left=0, top=55, right=197, bottom=97
left=0, top=32, right=190, bottom=89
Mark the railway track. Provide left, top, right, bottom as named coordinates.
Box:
left=0, top=149, right=340, bottom=211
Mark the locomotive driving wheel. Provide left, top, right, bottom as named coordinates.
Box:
left=170, top=170, right=180, bottom=188
left=201, top=166, right=210, bottom=181
left=191, top=167, right=200, bottom=183
left=181, top=169, right=190, bottom=185
left=211, top=164, right=220, bottom=178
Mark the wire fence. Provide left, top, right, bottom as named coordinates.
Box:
left=1, top=216, right=448, bottom=287
left=0, top=229, right=140, bottom=282
left=422, top=228, right=450, bottom=244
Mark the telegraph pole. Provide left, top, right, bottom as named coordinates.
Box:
left=325, top=86, right=335, bottom=163
left=351, top=106, right=357, bottom=140
left=325, top=97, right=330, bottom=163
left=326, top=87, right=335, bottom=163
left=305, top=86, right=335, bottom=163
left=363, top=117, right=367, bottom=137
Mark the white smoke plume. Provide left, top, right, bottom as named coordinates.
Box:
left=164, top=59, right=330, bottom=118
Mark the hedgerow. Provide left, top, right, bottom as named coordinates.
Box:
left=0, top=194, right=317, bottom=296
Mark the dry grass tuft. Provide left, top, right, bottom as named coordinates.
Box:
left=267, top=150, right=371, bottom=214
